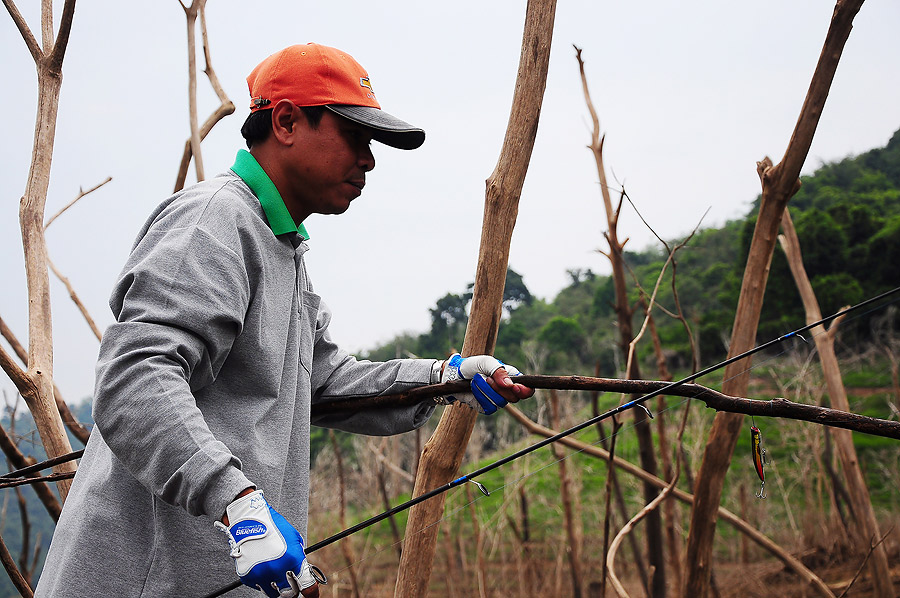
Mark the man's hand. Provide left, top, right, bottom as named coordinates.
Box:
left=437, top=354, right=534, bottom=414
left=215, top=490, right=322, bottom=597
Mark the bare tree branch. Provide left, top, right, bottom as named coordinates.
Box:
left=505, top=405, right=838, bottom=598
left=173, top=0, right=235, bottom=191
left=43, top=176, right=111, bottom=229
left=0, top=532, right=33, bottom=598
left=836, top=528, right=894, bottom=598
left=0, top=345, right=33, bottom=399
left=46, top=257, right=102, bottom=341
left=180, top=0, right=205, bottom=183
left=312, top=375, right=900, bottom=439
left=1, top=315, right=91, bottom=445
left=2, top=0, right=41, bottom=61
left=779, top=208, right=895, bottom=597
left=576, top=44, right=665, bottom=594
left=0, top=424, right=62, bottom=520
left=48, top=0, right=76, bottom=70
left=7, top=0, right=81, bottom=501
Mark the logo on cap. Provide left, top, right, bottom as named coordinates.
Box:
left=360, top=77, right=374, bottom=93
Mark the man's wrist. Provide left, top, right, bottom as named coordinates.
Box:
left=221, top=486, right=257, bottom=526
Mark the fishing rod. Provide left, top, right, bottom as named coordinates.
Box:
left=204, top=285, right=900, bottom=598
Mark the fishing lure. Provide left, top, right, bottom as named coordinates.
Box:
left=750, top=425, right=767, bottom=499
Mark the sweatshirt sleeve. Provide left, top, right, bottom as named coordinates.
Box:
left=308, top=300, right=438, bottom=435
left=93, top=224, right=254, bottom=519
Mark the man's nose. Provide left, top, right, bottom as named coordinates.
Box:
left=359, top=144, right=375, bottom=172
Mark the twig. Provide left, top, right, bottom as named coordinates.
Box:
left=47, top=257, right=102, bottom=341
left=0, top=472, right=75, bottom=490
left=835, top=528, right=894, bottom=598
left=0, top=424, right=62, bottom=521
left=0, top=532, right=32, bottom=598
left=2, top=0, right=40, bottom=62
left=43, top=176, right=112, bottom=229
left=1, top=449, right=84, bottom=480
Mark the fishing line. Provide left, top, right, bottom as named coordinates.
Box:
left=319, top=394, right=696, bottom=582
left=204, top=285, right=900, bottom=597
left=313, top=285, right=900, bottom=544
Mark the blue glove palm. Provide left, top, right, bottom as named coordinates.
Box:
left=215, top=490, right=319, bottom=597
left=437, top=353, right=521, bottom=415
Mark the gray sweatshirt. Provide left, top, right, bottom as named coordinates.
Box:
left=35, top=155, right=437, bottom=597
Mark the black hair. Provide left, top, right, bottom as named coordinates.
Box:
left=240, top=105, right=327, bottom=149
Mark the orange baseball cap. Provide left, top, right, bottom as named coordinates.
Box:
left=247, top=43, right=425, bottom=150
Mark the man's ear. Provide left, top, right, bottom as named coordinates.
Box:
left=271, top=100, right=298, bottom=146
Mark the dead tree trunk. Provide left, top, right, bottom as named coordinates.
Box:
left=2, top=0, right=79, bottom=501
left=394, top=2, right=557, bottom=594
left=576, top=45, right=665, bottom=596
left=682, top=2, right=865, bottom=596
left=779, top=209, right=894, bottom=598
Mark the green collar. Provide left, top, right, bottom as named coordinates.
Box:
left=230, top=149, right=309, bottom=239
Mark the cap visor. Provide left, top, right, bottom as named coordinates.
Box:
left=325, top=105, right=425, bottom=150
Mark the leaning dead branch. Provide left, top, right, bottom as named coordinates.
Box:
left=312, top=375, right=900, bottom=440
left=0, top=532, right=32, bottom=598
left=779, top=208, right=894, bottom=596
left=504, top=405, right=837, bottom=598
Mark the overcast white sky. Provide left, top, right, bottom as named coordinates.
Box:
left=2, top=1, right=899, bottom=405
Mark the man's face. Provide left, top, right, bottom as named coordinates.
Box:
left=281, top=109, right=376, bottom=223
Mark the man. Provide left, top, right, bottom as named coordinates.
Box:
left=35, top=43, right=532, bottom=598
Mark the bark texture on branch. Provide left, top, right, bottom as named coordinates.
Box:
left=394, top=2, right=557, bottom=595
left=312, top=375, right=900, bottom=439
left=682, top=2, right=865, bottom=596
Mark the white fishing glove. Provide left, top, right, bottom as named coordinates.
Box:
left=215, top=490, right=323, bottom=597
left=435, top=353, right=522, bottom=415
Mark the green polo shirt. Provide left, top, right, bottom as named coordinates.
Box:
left=230, top=149, right=309, bottom=240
